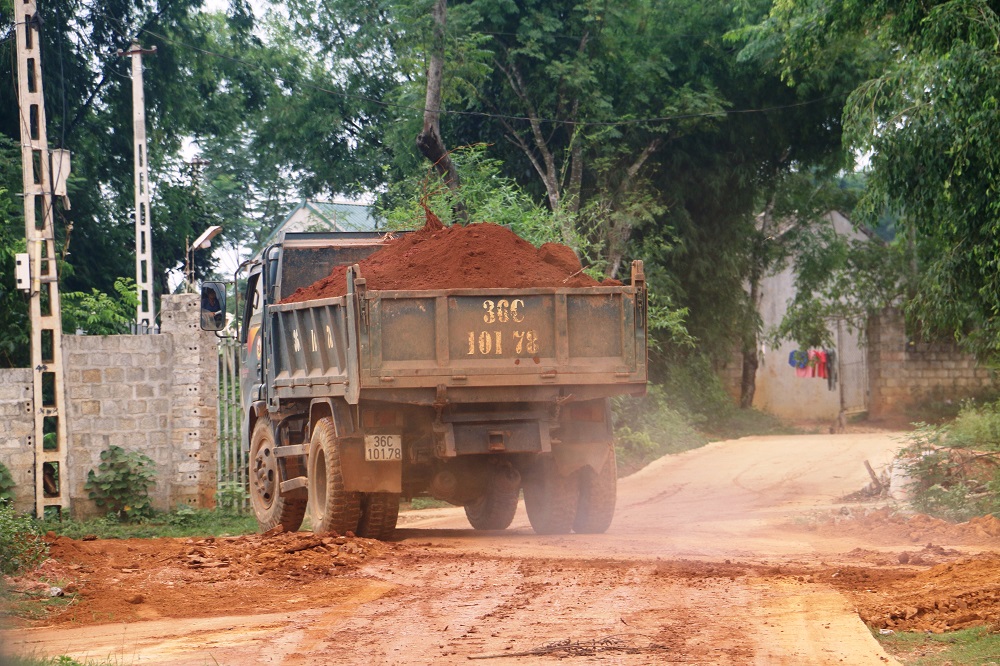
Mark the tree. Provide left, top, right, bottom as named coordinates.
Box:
left=0, top=136, right=29, bottom=367
left=741, top=0, right=1000, bottom=360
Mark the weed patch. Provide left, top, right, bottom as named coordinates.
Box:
left=41, top=508, right=258, bottom=540
left=875, top=626, right=1000, bottom=666
left=0, top=503, right=47, bottom=575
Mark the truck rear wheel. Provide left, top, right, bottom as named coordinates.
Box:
left=573, top=449, right=617, bottom=534
left=523, top=458, right=579, bottom=535
left=464, top=488, right=519, bottom=530
left=357, top=492, right=399, bottom=540
left=465, top=463, right=521, bottom=530
left=307, top=417, right=362, bottom=536
left=249, top=417, right=306, bottom=533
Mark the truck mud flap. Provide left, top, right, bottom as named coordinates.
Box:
left=338, top=438, right=402, bottom=493
left=552, top=440, right=613, bottom=478
left=434, top=420, right=552, bottom=457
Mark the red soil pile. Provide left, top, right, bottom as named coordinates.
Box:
left=280, top=210, right=618, bottom=304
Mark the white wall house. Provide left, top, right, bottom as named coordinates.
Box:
left=753, top=211, right=870, bottom=420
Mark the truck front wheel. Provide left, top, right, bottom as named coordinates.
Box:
left=523, top=457, right=579, bottom=535
left=249, top=417, right=306, bottom=533
left=307, top=417, right=362, bottom=535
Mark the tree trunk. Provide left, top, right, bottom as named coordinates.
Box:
left=415, top=0, right=466, bottom=221
left=739, top=276, right=761, bottom=410
left=739, top=203, right=773, bottom=409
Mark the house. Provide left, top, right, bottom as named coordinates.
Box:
left=752, top=211, right=870, bottom=421
left=260, top=200, right=382, bottom=248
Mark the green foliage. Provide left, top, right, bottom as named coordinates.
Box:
left=379, top=145, right=569, bottom=245
left=772, top=231, right=910, bottom=350
left=0, top=461, right=15, bottom=504
left=654, top=352, right=794, bottom=438
left=215, top=481, right=248, bottom=513
left=874, top=626, right=1000, bottom=666
left=647, top=292, right=695, bottom=352
left=62, top=278, right=139, bottom=335
left=0, top=502, right=48, bottom=575
left=0, top=135, right=28, bottom=368
left=0, top=657, right=92, bottom=666
left=613, top=385, right=707, bottom=476
left=406, top=497, right=451, bottom=510
left=740, top=0, right=1000, bottom=361
left=948, top=400, right=1000, bottom=451
left=40, top=507, right=259, bottom=540
left=84, top=446, right=156, bottom=522
left=898, top=422, right=1000, bottom=521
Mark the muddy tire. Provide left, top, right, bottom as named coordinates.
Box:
left=357, top=492, right=400, bottom=540
left=249, top=417, right=306, bottom=533
left=465, top=481, right=520, bottom=531
left=523, top=458, right=579, bottom=535
left=573, top=449, right=617, bottom=534
left=307, top=417, right=362, bottom=536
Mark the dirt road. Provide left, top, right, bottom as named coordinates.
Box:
left=6, top=432, right=1000, bottom=665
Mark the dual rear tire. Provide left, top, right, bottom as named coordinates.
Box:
left=522, top=449, right=617, bottom=535
left=306, top=416, right=399, bottom=539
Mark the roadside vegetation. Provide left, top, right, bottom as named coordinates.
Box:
left=868, top=396, right=1000, bottom=664
left=875, top=626, right=1000, bottom=666
left=897, top=398, right=1000, bottom=522
left=38, top=506, right=259, bottom=541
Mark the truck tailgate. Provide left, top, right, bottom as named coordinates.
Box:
left=359, top=282, right=646, bottom=390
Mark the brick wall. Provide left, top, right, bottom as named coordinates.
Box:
left=0, top=293, right=218, bottom=517
left=868, top=308, right=999, bottom=416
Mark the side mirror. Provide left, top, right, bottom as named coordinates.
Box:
left=199, top=281, right=227, bottom=332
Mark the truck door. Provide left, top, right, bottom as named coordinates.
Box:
left=240, top=267, right=266, bottom=408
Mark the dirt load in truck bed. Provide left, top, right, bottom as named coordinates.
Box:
left=279, top=210, right=620, bottom=304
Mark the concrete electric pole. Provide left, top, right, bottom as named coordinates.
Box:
left=14, top=0, right=71, bottom=517
left=121, top=42, right=157, bottom=332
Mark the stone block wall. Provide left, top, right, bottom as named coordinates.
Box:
left=868, top=308, right=999, bottom=416
left=0, top=293, right=218, bottom=517
left=0, top=369, right=34, bottom=514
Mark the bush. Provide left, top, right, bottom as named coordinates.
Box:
left=84, top=445, right=156, bottom=522
left=946, top=399, right=1000, bottom=451
left=898, top=422, right=1000, bottom=521
left=215, top=481, right=248, bottom=512
left=0, top=461, right=15, bottom=504
left=613, top=385, right=706, bottom=475
left=0, top=502, right=47, bottom=575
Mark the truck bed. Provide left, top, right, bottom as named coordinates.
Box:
left=267, top=262, right=647, bottom=403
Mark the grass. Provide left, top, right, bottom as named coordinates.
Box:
left=0, top=657, right=94, bottom=666
left=39, top=507, right=259, bottom=541
left=0, top=578, right=77, bottom=623
left=874, top=627, right=1000, bottom=665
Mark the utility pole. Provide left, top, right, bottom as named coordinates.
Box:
left=121, top=42, right=157, bottom=332
left=14, top=0, right=71, bottom=517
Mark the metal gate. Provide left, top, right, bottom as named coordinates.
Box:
left=217, top=338, right=247, bottom=511
left=837, top=319, right=869, bottom=414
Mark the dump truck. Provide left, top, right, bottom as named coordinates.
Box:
left=203, top=230, right=647, bottom=538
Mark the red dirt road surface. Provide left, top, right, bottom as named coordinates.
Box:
left=5, top=432, right=1000, bottom=665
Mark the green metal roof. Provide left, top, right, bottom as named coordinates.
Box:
left=261, top=200, right=382, bottom=248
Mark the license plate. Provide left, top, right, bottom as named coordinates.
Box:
left=364, top=434, right=402, bottom=461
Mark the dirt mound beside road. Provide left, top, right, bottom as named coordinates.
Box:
left=3, top=531, right=391, bottom=628
left=280, top=211, right=617, bottom=304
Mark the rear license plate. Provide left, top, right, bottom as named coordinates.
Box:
left=364, top=434, right=402, bottom=461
